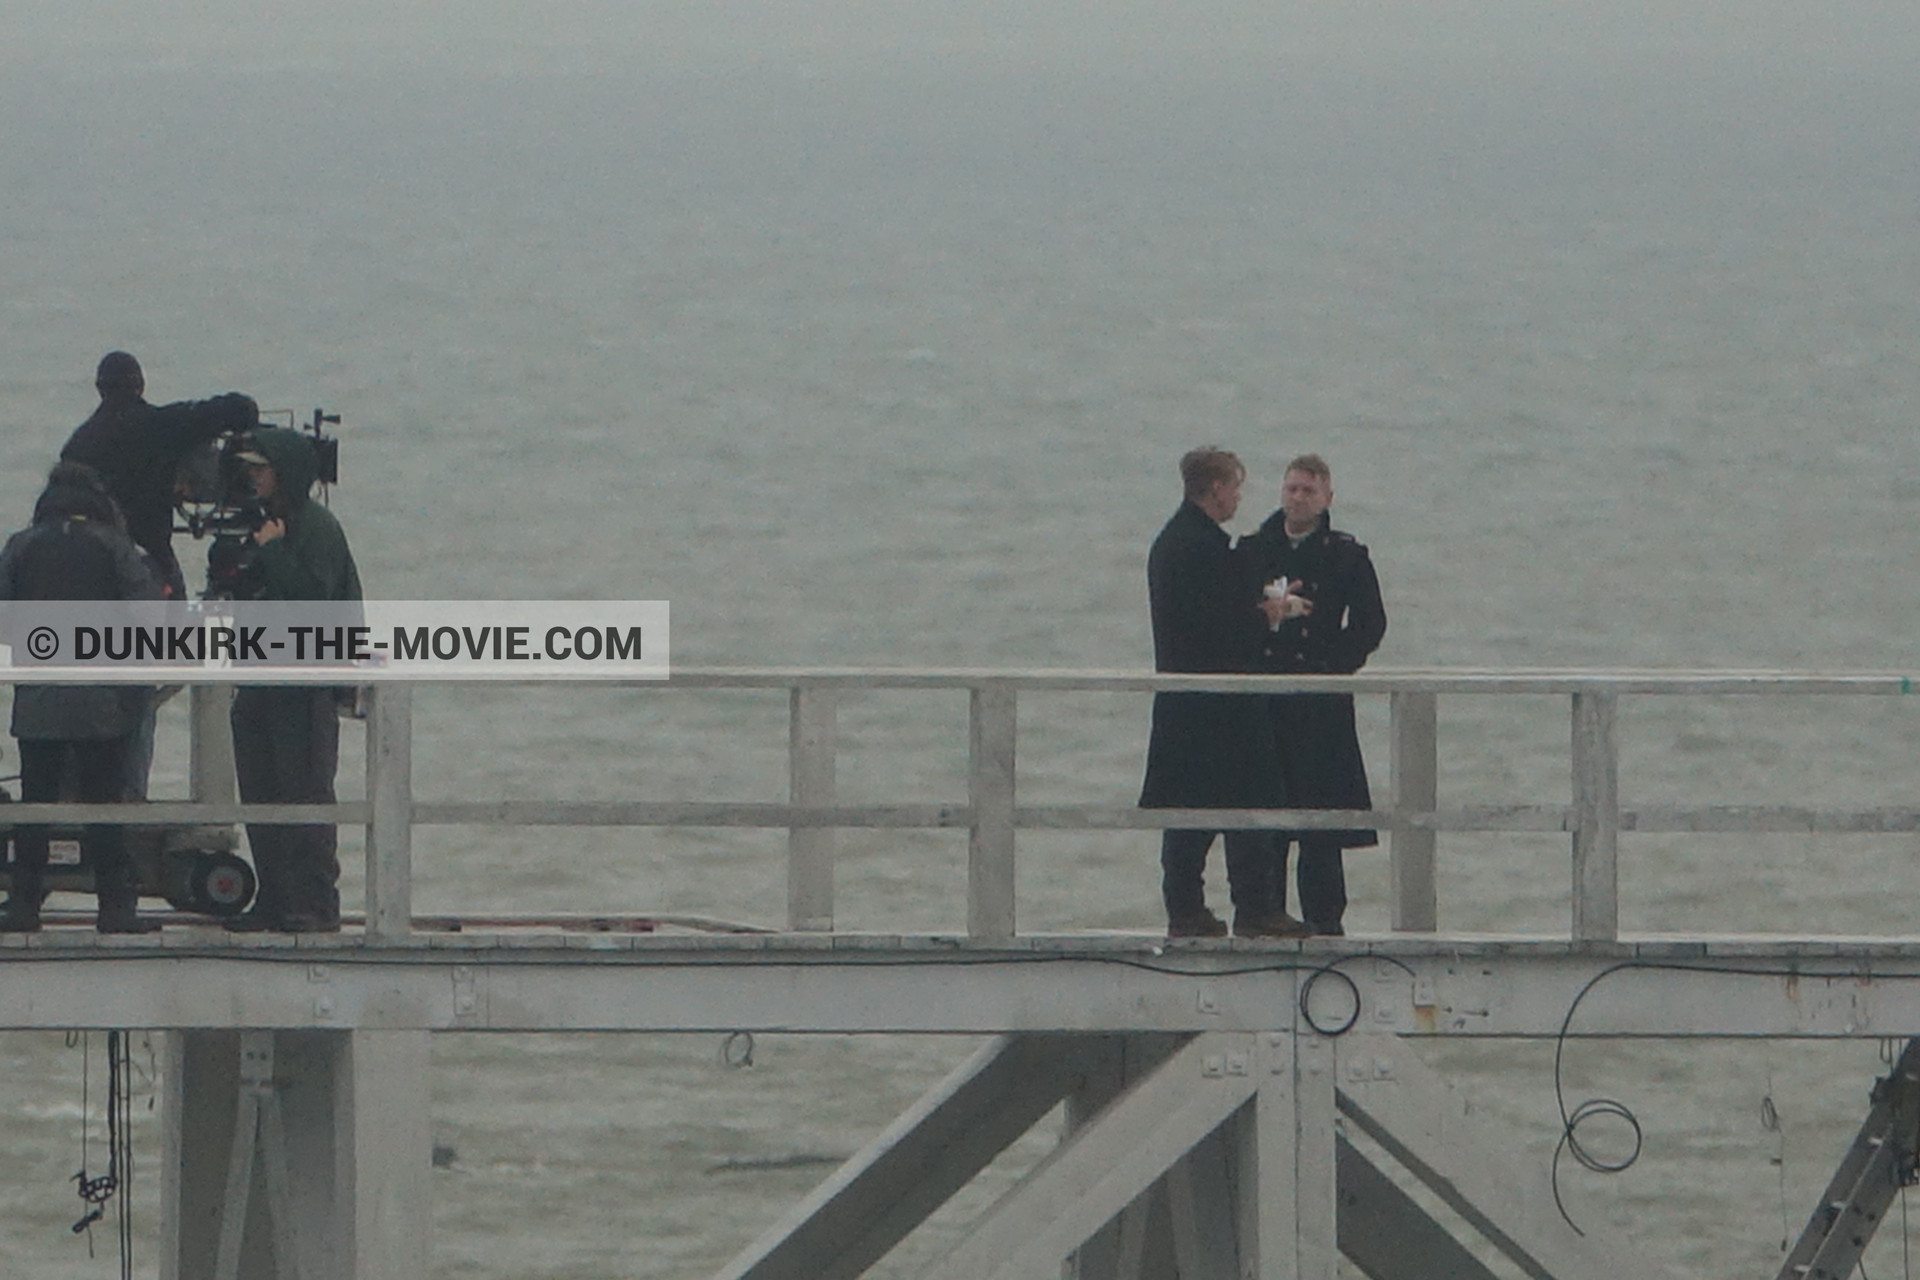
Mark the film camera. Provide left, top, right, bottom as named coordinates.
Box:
left=174, top=407, right=341, bottom=599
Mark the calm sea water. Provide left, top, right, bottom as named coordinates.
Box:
left=1, top=46, right=1918, bottom=1278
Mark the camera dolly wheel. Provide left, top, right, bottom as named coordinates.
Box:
left=187, top=852, right=256, bottom=917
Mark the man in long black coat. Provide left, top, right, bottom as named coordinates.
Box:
left=1242, top=453, right=1386, bottom=936
left=1139, top=447, right=1299, bottom=938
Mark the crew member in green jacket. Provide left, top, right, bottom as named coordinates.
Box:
left=225, top=426, right=362, bottom=933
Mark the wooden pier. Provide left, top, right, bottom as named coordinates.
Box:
left=5, top=667, right=1920, bottom=1278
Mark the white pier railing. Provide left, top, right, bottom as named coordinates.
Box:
left=11, top=667, right=1919, bottom=945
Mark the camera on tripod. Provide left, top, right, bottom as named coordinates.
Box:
left=174, top=408, right=341, bottom=599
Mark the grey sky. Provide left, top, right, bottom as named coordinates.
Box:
left=7, top=1, right=1917, bottom=72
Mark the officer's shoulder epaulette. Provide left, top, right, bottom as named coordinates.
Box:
left=1326, top=529, right=1372, bottom=558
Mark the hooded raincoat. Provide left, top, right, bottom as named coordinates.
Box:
left=229, top=427, right=361, bottom=929
left=0, top=465, right=161, bottom=740
left=247, top=426, right=361, bottom=604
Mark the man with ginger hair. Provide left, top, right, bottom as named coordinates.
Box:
left=1243, top=452, right=1387, bottom=937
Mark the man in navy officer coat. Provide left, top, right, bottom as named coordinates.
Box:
left=1242, top=453, right=1387, bottom=936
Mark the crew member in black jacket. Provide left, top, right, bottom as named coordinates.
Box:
left=60, top=351, right=258, bottom=802
left=1139, top=447, right=1299, bottom=938
left=1243, top=453, right=1386, bottom=936
left=60, top=351, right=258, bottom=598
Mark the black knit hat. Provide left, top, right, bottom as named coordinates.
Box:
left=94, top=350, right=144, bottom=393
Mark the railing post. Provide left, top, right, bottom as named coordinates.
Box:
left=788, top=686, right=838, bottom=932
left=364, top=684, right=414, bottom=941
left=968, top=682, right=1017, bottom=942
left=1389, top=691, right=1439, bottom=932
left=1570, top=690, right=1619, bottom=943
left=190, top=682, right=237, bottom=805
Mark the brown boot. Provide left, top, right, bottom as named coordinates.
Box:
left=1167, top=908, right=1228, bottom=938
left=1234, top=910, right=1312, bottom=940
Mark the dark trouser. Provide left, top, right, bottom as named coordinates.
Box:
left=121, top=699, right=156, bottom=801
left=232, top=687, right=340, bottom=925
left=1274, top=836, right=1348, bottom=930
left=12, top=737, right=135, bottom=909
left=1161, top=829, right=1275, bottom=919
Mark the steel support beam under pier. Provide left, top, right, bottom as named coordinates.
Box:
left=17, top=939, right=1920, bottom=1037
left=1333, top=1031, right=1653, bottom=1280
left=715, top=1033, right=1122, bottom=1280
left=1064, top=1034, right=1184, bottom=1279
left=1335, top=1134, right=1501, bottom=1280
left=914, top=1033, right=1267, bottom=1280
left=160, top=1029, right=430, bottom=1280
left=715, top=1030, right=1649, bottom=1280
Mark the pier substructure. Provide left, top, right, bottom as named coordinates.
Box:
left=714, top=1028, right=1647, bottom=1280
left=19, top=931, right=1913, bottom=1276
